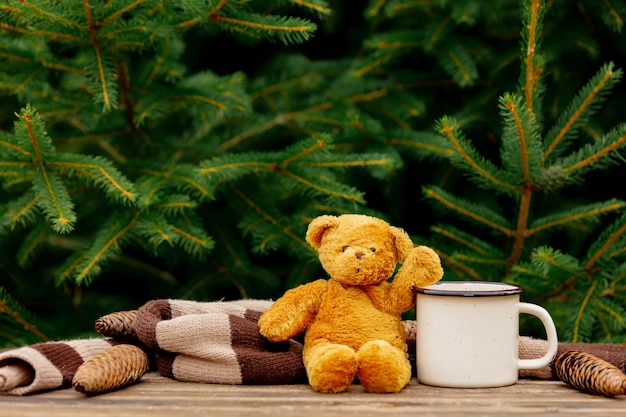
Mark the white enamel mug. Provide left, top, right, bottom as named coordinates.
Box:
left=415, top=281, right=558, bottom=388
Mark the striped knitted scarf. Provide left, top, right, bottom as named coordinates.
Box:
left=2, top=298, right=626, bottom=395
left=0, top=299, right=305, bottom=395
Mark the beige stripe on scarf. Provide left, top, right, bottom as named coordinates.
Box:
left=168, top=299, right=273, bottom=319
left=0, top=346, right=63, bottom=395
left=157, top=313, right=243, bottom=384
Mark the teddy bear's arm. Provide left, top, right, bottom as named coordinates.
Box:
left=387, top=245, right=444, bottom=315
left=258, top=279, right=327, bottom=342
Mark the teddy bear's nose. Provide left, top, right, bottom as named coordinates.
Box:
left=355, top=252, right=364, bottom=260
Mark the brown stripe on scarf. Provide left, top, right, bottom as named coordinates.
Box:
left=244, top=309, right=262, bottom=322
left=244, top=309, right=296, bottom=352
left=30, top=343, right=85, bottom=386
left=134, top=299, right=173, bottom=350
left=231, top=310, right=306, bottom=384
left=155, top=351, right=176, bottom=379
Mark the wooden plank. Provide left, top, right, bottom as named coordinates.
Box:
left=2, top=373, right=626, bottom=417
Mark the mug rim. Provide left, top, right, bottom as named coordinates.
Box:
left=416, top=280, right=524, bottom=297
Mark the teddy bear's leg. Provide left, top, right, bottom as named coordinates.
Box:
left=303, top=342, right=358, bottom=393
left=356, top=340, right=412, bottom=393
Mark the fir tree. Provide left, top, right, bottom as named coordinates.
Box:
left=1, top=0, right=626, bottom=346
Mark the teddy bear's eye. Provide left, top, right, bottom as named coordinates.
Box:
left=342, top=246, right=348, bottom=252
left=370, top=247, right=376, bottom=253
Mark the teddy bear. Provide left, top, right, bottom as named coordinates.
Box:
left=257, top=214, right=444, bottom=393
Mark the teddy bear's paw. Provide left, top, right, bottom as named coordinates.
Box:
left=305, top=343, right=357, bottom=393
left=398, top=246, right=444, bottom=288
left=356, top=340, right=411, bottom=393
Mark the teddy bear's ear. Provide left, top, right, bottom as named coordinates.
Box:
left=390, top=226, right=415, bottom=262
left=306, top=215, right=340, bottom=249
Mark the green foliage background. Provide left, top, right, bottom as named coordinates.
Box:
left=2, top=0, right=626, bottom=347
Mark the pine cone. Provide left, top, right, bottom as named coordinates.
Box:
left=95, top=310, right=138, bottom=340
left=555, top=350, right=626, bottom=396
left=72, top=344, right=149, bottom=395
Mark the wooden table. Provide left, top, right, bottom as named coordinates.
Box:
left=2, top=373, right=625, bottom=416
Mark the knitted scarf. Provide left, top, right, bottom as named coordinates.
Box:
left=1, top=299, right=305, bottom=395
left=1, top=298, right=625, bottom=395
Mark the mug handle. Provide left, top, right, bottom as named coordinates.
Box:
left=517, top=302, right=559, bottom=369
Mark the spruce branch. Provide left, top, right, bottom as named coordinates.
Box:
left=596, top=0, right=625, bottom=33
left=423, top=15, right=451, bottom=52
left=169, top=219, right=214, bottom=260
left=83, top=0, right=117, bottom=112
left=0, top=130, right=31, bottom=158
left=4, top=106, right=138, bottom=232
left=133, top=70, right=250, bottom=126
left=278, top=168, right=367, bottom=204
left=363, top=0, right=386, bottom=20
left=137, top=164, right=213, bottom=204
left=0, top=172, right=33, bottom=189
left=449, top=1, right=481, bottom=25
left=543, top=62, right=623, bottom=161
left=83, top=46, right=119, bottom=112
left=571, top=280, right=600, bottom=342
left=386, top=130, right=454, bottom=160
left=362, top=30, right=421, bottom=52
left=0, top=46, right=85, bottom=76
left=593, top=296, right=626, bottom=338
left=511, top=246, right=585, bottom=294
left=131, top=195, right=206, bottom=255
left=16, top=222, right=48, bottom=268
left=498, top=92, right=543, bottom=186
left=509, top=187, right=532, bottom=269
left=435, top=116, right=517, bottom=193
left=605, top=264, right=626, bottom=298
left=15, top=104, right=54, bottom=165
left=0, top=192, right=39, bottom=233
left=435, top=251, right=484, bottom=281
left=153, top=195, right=197, bottom=215
left=281, top=135, right=329, bottom=165
left=291, top=0, right=332, bottom=16
left=229, top=186, right=312, bottom=256
left=16, top=1, right=83, bottom=30
left=97, top=0, right=148, bottom=26
left=141, top=36, right=186, bottom=84
left=133, top=213, right=178, bottom=253
left=423, top=186, right=514, bottom=235
left=212, top=12, right=317, bottom=45
left=32, top=166, right=77, bottom=234
left=431, top=224, right=506, bottom=257
left=520, top=0, right=545, bottom=113
left=174, top=0, right=232, bottom=30
left=436, top=44, right=478, bottom=87
left=50, top=153, right=137, bottom=204
left=352, top=49, right=402, bottom=78
left=218, top=103, right=333, bottom=151
left=560, top=122, right=626, bottom=177
left=529, top=199, right=626, bottom=235
left=198, top=153, right=283, bottom=183
left=200, top=134, right=391, bottom=204
left=0, top=287, right=49, bottom=343
left=0, top=161, right=32, bottom=189
left=586, top=212, right=626, bottom=268
left=250, top=67, right=324, bottom=102
left=59, top=210, right=141, bottom=286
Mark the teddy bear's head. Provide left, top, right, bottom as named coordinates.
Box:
left=305, top=214, right=415, bottom=286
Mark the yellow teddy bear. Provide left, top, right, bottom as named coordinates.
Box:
left=258, top=214, right=444, bottom=393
